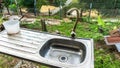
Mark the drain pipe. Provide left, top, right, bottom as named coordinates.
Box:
left=67, top=8, right=80, bottom=39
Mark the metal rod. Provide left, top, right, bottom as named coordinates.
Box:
left=59, top=0, right=62, bottom=19
left=88, top=3, right=92, bottom=22
left=64, top=8, right=67, bottom=18
left=19, top=7, right=23, bottom=15
left=14, top=0, right=19, bottom=15
left=6, top=6, right=10, bottom=15
left=48, top=8, right=51, bottom=16
left=40, top=19, right=47, bottom=32
left=34, top=0, right=37, bottom=16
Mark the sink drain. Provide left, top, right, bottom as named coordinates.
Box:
left=59, top=56, right=68, bottom=62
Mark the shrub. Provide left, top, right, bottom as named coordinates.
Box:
left=9, top=4, right=17, bottom=12
left=19, top=0, right=34, bottom=8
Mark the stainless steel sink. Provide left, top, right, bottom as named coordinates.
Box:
left=40, top=38, right=86, bottom=65
left=0, top=29, right=94, bottom=68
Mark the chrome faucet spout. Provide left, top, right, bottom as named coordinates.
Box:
left=67, top=8, right=80, bottom=39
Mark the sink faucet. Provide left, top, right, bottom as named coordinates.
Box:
left=67, top=8, right=80, bottom=39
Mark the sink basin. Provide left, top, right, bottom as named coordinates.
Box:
left=40, top=38, right=86, bottom=65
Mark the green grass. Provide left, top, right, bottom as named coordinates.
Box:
left=95, top=48, right=120, bottom=68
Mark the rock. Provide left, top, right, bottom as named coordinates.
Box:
left=45, top=19, right=61, bottom=25
left=63, top=18, right=72, bottom=23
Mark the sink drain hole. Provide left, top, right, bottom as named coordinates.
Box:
left=59, top=56, right=68, bottom=62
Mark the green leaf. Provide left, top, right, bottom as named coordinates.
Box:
left=113, top=26, right=117, bottom=29
left=97, top=15, right=105, bottom=27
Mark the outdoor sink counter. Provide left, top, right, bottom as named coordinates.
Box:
left=0, top=28, right=94, bottom=68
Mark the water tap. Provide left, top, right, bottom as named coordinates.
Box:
left=67, top=8, right=80, bottom=39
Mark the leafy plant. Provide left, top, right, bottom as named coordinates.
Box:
left=19, top=0, right=50, bottom=9
left=97, top=15, right=105, bottom=28
left=95, top=49, right=120, bottom=68
left=9, top=4, right=17, bottom=12
left=19, top=0, right=34, bottom=8
left=36, top=0, right=50, bottom=9
left=3, top=0, right=11, bottom=7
